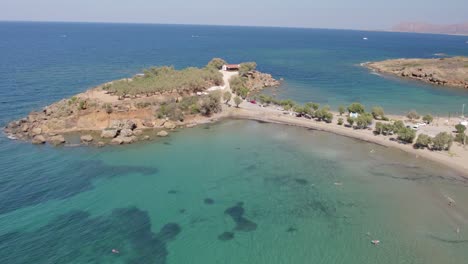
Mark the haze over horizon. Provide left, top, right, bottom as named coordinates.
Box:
left=1, top=0, right=467, bottom=30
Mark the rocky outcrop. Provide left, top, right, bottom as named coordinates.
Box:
left=163, top=121, right=176, bottom=130
left=244, top=71, right=281, bottom=91
left=157, top=130, right=169, bottom=137
left=32, top=135, right=46, bottom=144
left=101, top=129, right=119, bottom=138
left=48, top=135, right=66, bottom=146
left=365, top=57, right=468, bottom=89
left=80, top=135, right=94, bottom=143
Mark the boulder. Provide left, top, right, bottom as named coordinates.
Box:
left=143, top=135, right=150, bottom=140
left=110, top=120, right=136, bottom=130
left=48, top=135, right=66, bottom=146
left=121, top=136, right=137, bottom=144
left=154, top=119, right=165, bottom=127
left=133, top=129, right=143, bottom=136
left=163, top=121, right=176, bottom=129
left=97, top=141, right=106, bottom=148
left=157, top=130, right=169, bottom=137
left=80, top=135, right=94, bottom=143
left=31, top=127, right=42, bottom=136
left=101, top=129, right=118, bottom=138
left=21, top=124, right=30, bottom=132
left=111, top=137, right=124, bottom=145
left=120, top=129, right=134, bottom=137
left=142, top=120, right=154, bottom=128
left=32, top=135, right=46, bottom=144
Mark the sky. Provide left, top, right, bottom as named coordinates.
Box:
left=1, top=0, right=467, bottom=30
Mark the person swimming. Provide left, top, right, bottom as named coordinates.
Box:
left=112, top=249, right=120, bottom=254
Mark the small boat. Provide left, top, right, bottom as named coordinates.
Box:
left=112, top=249, right=120, bottom=254
left=363, top=37, right=368, bottom=40
left=7, top=134, right=17, bottom=140
left=371, top=240, right=380, bottom=245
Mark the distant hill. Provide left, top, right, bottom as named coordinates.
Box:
left=392, top=22, right=468, bottom=35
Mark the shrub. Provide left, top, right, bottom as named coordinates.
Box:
left=207, top=58, right=227, bottom=70
left=393, top=120, right=405, bottom=131
left=337, top=118, right=344, bottom=125
left=374, top=122, right=384, bottom=135
left=347, top=117, right=355, bottom=127
left=397, top=127, right=416, bottom=144
left=422, top=114, right=433, bottom=124
left=200, top=92, right=222, bottom=116
left=406, top=110, right=420, bottom=121
left=347, top=103, right=365, bottom=114
left=455, top=124, right=466, bottom=134
left=432, top=132, right=454, bottom=151
left=355, top=113, right=373, bottom=129
left=414, top=134, right=432, bottom=149
left=338, top=105, right=345, bottom=116
left=103, top=103, right=113, bottom=114
left=234, top=96, right=242, bottom=108
left=455, top=133, right=467, bottom=145
left=371, top=106, right=385, bottom=120
left=239, top=62, right=257, bottom=76
left=223, top=91, right=232, bottom=104
left=316, top=107, right=333, bottom=123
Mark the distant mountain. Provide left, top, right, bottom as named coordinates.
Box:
left=392, top=22, right=468, bottom=35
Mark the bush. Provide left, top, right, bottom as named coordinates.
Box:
left=455, top=133, right=467, bottom=145
left=239, top=62, right=257, bottom=76
left=316, top=107, right=333, bottom=123
left=234, top=96, right=242, bottom=108
left=414, top=134, right=432, bottom=149
left=355, top=113, right=373, bottom=129
left=200, top=92, right=222, bottom=116
left=107, top=65, right=223, bottom=96
left=397, top=127, right=416, bottom=143
left=374, top=122, right=384, bottom=135
left=371, top=106, right=385, bottom=120
left=337, top=118, right=344, bottom=125
left=422, top=114, right=433, bottom=124
left=103, top=103, right=113, bottom=114
left=347, top=117, right=355, bottom=126
left=223, top=91, right=232, bottom=104
left=432, top=132, right=454, bottom=151
left=455, top=124, right=466, bottom=134
left=406, top=110, right=420, bottom=120
left=338, top=105, right=345, bottom=116
left=347, top=103, right=365, bottom=114
left=207, top=58, right=227, bottom=70
left=393, top=120, right=405, bottom=131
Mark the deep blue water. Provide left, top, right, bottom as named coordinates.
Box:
left=1, top=22, right=468, bottom=264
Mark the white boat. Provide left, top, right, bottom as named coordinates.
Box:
left=363, top=37, right=368, bottom=40
left=7, top=134, right=17, bottom=140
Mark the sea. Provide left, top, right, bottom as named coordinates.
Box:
left=0, top=22, right=468, bottom=264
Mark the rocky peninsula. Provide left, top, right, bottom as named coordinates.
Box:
left=3, top=58, right=279, bottom=146
left=364, top=56, right=468, bottom=89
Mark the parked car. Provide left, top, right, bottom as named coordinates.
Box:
left=250, top=100, right=256, bottom=104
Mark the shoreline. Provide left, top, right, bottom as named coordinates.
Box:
left=220, top=106, right=468, bottom=178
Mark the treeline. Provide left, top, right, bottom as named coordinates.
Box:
left=229, top=62, right=257, bottom=98
left=156, top=91, right=223, bottom=121
left=103, top=59, right=224, bottom=96
left=254, top=94, right=466, bottom=152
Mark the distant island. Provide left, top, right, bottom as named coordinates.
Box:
left=392, top=22, right=468, bottom=35
left=364, top=56, right=468, bottom=89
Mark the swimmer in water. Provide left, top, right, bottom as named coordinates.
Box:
left=112, top=249, right=120, bottom=254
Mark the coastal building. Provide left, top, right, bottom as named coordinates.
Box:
left=222, top=64, right=240, bottom=71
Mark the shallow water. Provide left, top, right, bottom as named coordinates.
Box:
left=1, top=22, right=468, bottom=263
left=1, top=120, right=467, bottom=263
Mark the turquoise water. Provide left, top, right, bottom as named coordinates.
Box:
left=1, top=22, right=468, bottom=263
left=1, top=121, right=467, bottom=263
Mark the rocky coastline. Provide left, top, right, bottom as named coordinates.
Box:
left=364, top=56, right=468, bottom=89
left=3, top=68, right=279, bottom=147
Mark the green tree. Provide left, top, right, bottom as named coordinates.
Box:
left=200, top=92, right=222, bottom=116
left=347, top=103, right=365, bottom=114
left=355, top=113, right=373, bottom=129
left=347, top=117, right=355, bottom=127
left=422, top=114, right=433, bottom=124
left=223, top=91, right=232, bottom=105
left=337, top=118, right=344, bottom=125
left=455, top=133, right=467, bottom=146
left=374, top=122, right=384, bottom=135
left=338, top=105, right=345, bottom=116
left=207, top=58, right=227, bottom=70
left=234, top=96, right=242, bottom=108
left=397, top=127, right=416, bottom=144
left=371, top=106, right=385, bottom=120
left=406, top=110, right=420, bottom=121
left=414, top=134, right=432, bottom=149
left=393, top=120, right=405, bottom=131
left=432, top=132, right=454, bottom=151
left=455, top=124, right=466, bottom=134
left=239, top=62, right=257, bottom=76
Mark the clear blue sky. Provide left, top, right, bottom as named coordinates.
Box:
left=1, top=0, right=467, bottom=30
